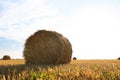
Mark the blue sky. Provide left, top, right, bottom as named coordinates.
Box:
left=0, top=37, right=23, bottom=59
left=0, top=0, right=120, bottom=59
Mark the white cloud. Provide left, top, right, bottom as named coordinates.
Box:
left=0, top=0, right=59, bottom=25
left=65, top=4, right=120, bottom=59
left=0, top=0, right=120, bottom=59
left=0, top=0, right=62, bottom=43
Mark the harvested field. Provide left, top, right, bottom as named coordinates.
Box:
left=0, top=59, right=25, bottom=65
left=0, top=60, right=120, bottom=80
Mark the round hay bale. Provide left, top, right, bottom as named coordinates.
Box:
left=3, top=55, right=11, bottom=60
left=23, top=30, right=72, bottom=65
left=118, top=57, right=120, bottom=60
left=73, top=57, right=77, bottom=60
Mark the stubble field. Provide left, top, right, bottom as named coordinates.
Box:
left=0, top=59, right=120, bottom=80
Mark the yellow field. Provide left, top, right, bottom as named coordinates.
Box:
left=0, top=59, right=25, bottom=65
left=0, top=60, right=120, bottom=80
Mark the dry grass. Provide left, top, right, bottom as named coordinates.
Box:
left=0, top=59, right=120, bottom=80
